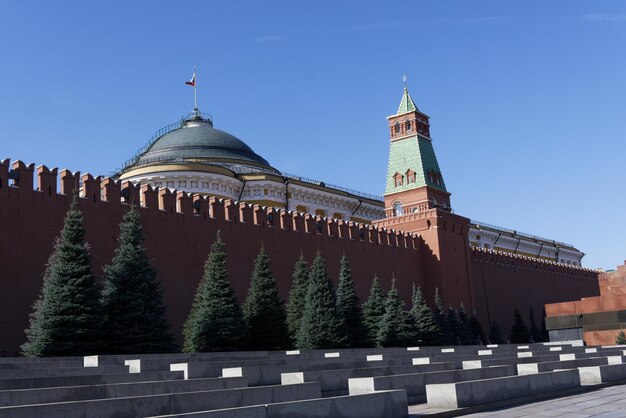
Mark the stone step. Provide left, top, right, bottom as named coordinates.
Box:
left=425, top=369, right=580, bottom=408
left=0, top=371, right=185, bottom=391
left=281, top=362, right=455, bottom=396
left=146, top=390, right=408, bottom=418
left=349, top=365, right=514, bottom=404
left=0, top=376, right=248, bottom=407
left=0, top=383, right=321, bottom=418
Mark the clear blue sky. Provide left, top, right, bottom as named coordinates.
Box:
left=1, top=1, right=625, bottom=269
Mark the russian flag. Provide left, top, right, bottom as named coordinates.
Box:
left=185, top=71, right=196, bottom=87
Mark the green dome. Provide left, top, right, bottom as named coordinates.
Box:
left=126, top=114, right=277, bottom=174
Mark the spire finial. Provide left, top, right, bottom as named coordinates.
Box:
left=402, top=74, right=407, bottom=89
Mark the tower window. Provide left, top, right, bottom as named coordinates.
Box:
left=405, top=121, right=412, bottom=131
left=393, top=201, right=403, bottom=217
left=393, top=173, right=404, bottom=187
left=394, top=122, right=401, bottom=134
left=406, top=169, right=416, bottom=184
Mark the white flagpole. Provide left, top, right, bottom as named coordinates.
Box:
left=194, top=65, right=198, bottom=111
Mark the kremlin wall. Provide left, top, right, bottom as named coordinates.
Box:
left=0, top=88, right=602, bottom=355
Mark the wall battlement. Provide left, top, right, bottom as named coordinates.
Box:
left=471, top=247, right=598, bottom=277
left=0, top=158, right=600, bottom=354
left=0, top=159, right=420, bottom=251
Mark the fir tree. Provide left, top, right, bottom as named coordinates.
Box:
left=457, top=304, right=474, bottom=345
left=335, top=255, right=369, bottom=348
left=432, top=287, right=450, bottom=344
left=409, top=284, right=440, bottom=345
left=377, top=280, right=411, bottom=347
left=101, top=207, right=175, bottom=354
left=616, top=331, right=626, bottom=345
left=22, top=194, right=102, bottom=356
left=488, top=322, right=504, bottom=344
left=446, top=305, right=461, bottom=345
left=242, top=245, right=289, bottom=350
left=528, top=307, right=541, bottom=343
left=510, top=308, right=531, bottom=344
left=183, top=231, right=246, bottom=352
left=286, top=254, right=309, bottom=346
left=469, top=312, right=486, bottom=345
left=363, top=276, right=386, bottom=345
left=297, top=252, right=344, bottom=349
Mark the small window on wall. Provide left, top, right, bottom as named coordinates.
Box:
left=394, top=122, right=401, bottom=134
left=405, top=121, right=412, bottom=131
left=393, top=201, right=402, bottom=217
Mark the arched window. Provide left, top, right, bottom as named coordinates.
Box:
left=393, top=201, right=402, bottom=217
left=405, top=120, right=412, bottom=131
left=394, top=122, right=401, bottom=134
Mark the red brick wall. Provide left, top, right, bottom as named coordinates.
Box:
left=0, top=159, right=601, bottom=354
left=471, top=248, right=600, bottom=341
left=0, top=160, right=424, bottom=355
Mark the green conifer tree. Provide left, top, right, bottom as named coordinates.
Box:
left=22, top=195, right=102, bottom=356
left=528, top=307, right=541, bottom=343
left=286, top=254, right=309, bottom=347
left=616, top=331, right=626, bottom=345
left=457, top=304, right=474, bottom=345
left=101, top=207, right=175, bottom=354
left=296, top=252, right=344, bottom=349
left=488, top=322, right=504, bottom=344
left=432, top=288, right=451, bottom=344
left=363, top=276, right=386, bottom=345
left=510, top=308, right=531, bottom=344
left=446, top=305, right=461, bottom=345
left=409, top=283, right=440, bottom=345
left=335, top=255, right=369, bottom=348
left=183, top=231, right=246, bottom=352
left=377, top=280, right=411, bottom=347
left=242, top=245, right=289, bottom=350
left=469, top=312, right=486, bottom=345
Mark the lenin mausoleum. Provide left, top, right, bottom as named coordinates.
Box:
left=0, top=87, right=605, bottom=355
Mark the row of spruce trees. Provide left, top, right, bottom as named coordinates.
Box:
left=22, top=196, right=175, bottom=356
left=22, top=196, right=551, bottom=356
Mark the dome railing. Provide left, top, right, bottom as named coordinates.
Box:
left=119, top=112, right=214, bottom=173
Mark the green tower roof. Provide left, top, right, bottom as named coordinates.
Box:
left=396, top=87, right=417, bottom=114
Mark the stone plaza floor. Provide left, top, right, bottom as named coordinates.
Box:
left=409, top=384, right=626, bottom=417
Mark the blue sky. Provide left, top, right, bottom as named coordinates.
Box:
left=1, top=1, right=625, bottom=269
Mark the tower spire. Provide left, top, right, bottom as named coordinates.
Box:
left=397, top=81, right=417, bottom=115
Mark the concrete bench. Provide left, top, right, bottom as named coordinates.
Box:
left=146, top=390, right=408, bottom=418
left=517, top=357, right=612, bottom=375
left=578, top=363, right=626, bottom=384
left=349, top=365, right=514, bottom=404
left=220, top=359, right=411, bottom=386
left=0, top=383, right=321, bottom=418
left=0, top=376, right=248, bottom=407
left=0, top=365, right=130, bottom=380
left=425, top=369, right=581, bottom=408
left=0, top=370, right=184, bottom=390
left=281, top=362, right=455, bottom=396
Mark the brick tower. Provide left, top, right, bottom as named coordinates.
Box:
left=383, top=87, right=451, bottom=217
left=374, top=86, right=475, bottom=309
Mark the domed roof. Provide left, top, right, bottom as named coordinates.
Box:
left=124, top=113, right=277, bottom=174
